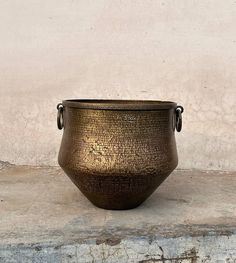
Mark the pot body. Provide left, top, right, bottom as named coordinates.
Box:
left=58, top=100, right=182, bottom=210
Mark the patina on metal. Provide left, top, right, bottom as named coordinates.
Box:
left=57, top=100, right=184, bottom=210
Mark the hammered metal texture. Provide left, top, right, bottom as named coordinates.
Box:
left=58, top=103, right=178, bottom=210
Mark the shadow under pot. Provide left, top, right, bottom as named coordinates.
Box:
left=57, top=99, right=184, bottom=210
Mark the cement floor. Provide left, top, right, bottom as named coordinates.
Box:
left=0, top=165, right=236, bottom=262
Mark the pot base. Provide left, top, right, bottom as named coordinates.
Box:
left=82, top=192, right=154, bottom=210
left=64, top=170, right=171, bottom=210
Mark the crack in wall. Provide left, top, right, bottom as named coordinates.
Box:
left=0, top=160, right=13, bottom=170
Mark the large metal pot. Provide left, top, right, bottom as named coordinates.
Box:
left=57, top=100, right=184, bottom=210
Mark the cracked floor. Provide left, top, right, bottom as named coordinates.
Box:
left=0, top=166, right=236, bottom=262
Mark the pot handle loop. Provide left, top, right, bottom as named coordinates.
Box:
left=175, top=105, right=184, bottom=132
left=57, top=103, right=64, bottom=130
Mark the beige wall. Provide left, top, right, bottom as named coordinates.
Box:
left=0, top=0, right=235, bottom=170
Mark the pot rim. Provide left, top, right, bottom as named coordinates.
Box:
left=62, top=99, right=177, bottom=110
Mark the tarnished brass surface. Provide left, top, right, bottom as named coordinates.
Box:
left=58, top=100, right=183, bottom=210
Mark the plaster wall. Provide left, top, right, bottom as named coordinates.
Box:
left=0, top=0, right=235, bottom=170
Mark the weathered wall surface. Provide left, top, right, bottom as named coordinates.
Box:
left=0, top=0, right=235, bottom=170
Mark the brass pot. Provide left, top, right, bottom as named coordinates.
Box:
left=57, top=100, right=184, bottom=210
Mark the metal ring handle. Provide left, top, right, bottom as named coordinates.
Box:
left=57, top=103, right=64, bottom=130
left=175, top=105, right=184, bottom=132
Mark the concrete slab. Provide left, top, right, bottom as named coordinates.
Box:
left=0, top=166, right=236, bottom=262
